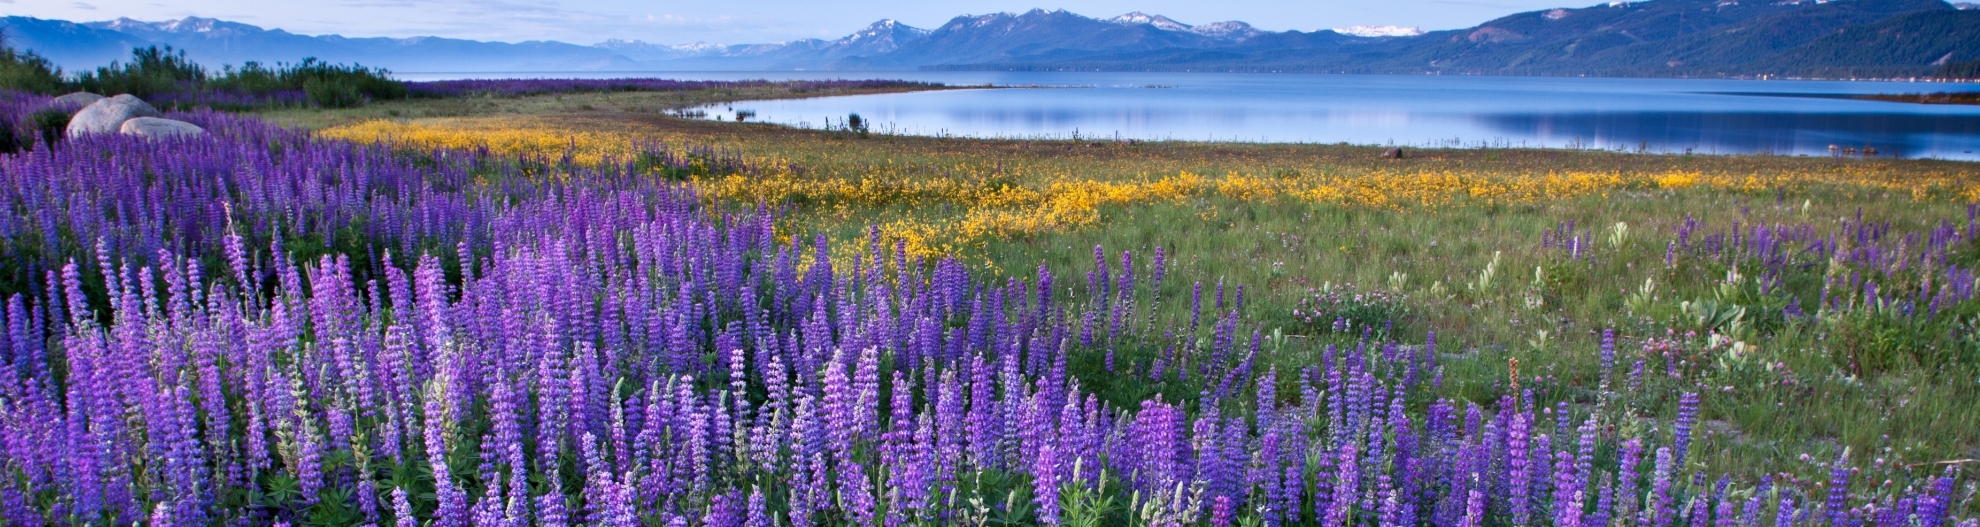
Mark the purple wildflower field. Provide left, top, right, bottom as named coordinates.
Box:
left=0, top=89, right=1974, bottom=527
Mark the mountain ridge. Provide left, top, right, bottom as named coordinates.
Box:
left=3, top=0, right=1975, bottom=78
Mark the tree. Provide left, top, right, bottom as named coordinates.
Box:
left=0, top=28, right=66, bottom=94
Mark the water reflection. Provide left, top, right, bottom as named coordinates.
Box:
left=1475, top=112, right=1980, bottom=158
left=667, top=72, right=1980, bottom=160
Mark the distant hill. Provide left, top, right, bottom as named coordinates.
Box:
left=1, top=16, right=639, bottom=73
left=934, top=0, right=1980, bottom=78
left=4, top=0, right=1977, bottom=78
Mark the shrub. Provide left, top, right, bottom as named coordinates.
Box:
left=304, top=76, right=364, bottom=108
left=200, top=58, right=406, bottom=109
left=73, top=46, right=207, bottom=99
left=0, top=50, right=63, bottom=95
left=1292, top=283, right=1411, bottom=336
left=221, top=57, right=405, bottom=104
left=67, top=49, right=406, bottom=109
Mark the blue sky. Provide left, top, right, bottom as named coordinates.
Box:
left=6, top=0, right=1588, bottom=45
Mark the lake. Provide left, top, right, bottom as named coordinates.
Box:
left=404, top=71, right=1980, bottom=160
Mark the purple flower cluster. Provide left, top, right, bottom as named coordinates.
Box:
left=0, top=105, right=775, bottom=282
left=0, top=91, right=65, bottom=152
left=403, top=78, right=940, bottom=98
left=1664, top=214, right=1978, bottom=320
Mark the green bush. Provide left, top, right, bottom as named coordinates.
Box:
left=304, top=76, right=363, bottom=108
left=210, top=61, right=286, bottom=94
left=73, top=46, right=207, bottom=99
left=29, top=109, right=69, bottom=147
left=65, top=48, right=407, bottom=108
left=214, top=57, right=406, bottom=104
left=0, top=30, right=64, bottom=94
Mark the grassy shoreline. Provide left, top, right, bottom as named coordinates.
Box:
left=250, top=80, right=979, bottom=129
left=1859, top=92, right=1980, bottom=105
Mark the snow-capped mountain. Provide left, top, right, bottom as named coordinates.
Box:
left=7, top=0, right=1974, bottom=77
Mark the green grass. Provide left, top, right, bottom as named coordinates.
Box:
left=985, top=192, right=1980, bottom=482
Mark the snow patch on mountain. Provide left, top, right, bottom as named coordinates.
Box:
left=1190, top=21, right=1262, bottom=39
left=1332, top=25, right=1426, bottom=37
left=1108, top=12, right=1193, bottom=31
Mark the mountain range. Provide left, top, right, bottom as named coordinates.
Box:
left=3, top=0, right=1977, bottom=78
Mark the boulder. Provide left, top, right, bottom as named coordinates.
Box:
left=1382, top=147, right=1406, bottom=159
left=65, top=94, right=162, bottom=137
left=118, top=117, right=205, bottom=140
left=47, top=92, right=105, bottom=113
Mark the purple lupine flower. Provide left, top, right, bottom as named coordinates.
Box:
left=1592, top=478, right=1615, bottom=527
left=393, top=486, right=418, bottom=527
left=1826, top=454, right=1852, bottom=527
left=1618, top=439, right=1645, bottom=525
left=1325, top=443, right=1359, bottom=527
left=1600, top=329, right=1616, bottom=389
left=1674, top=392, right=1700, bottom=467
left=841, top=462, right=877, bottom=526
left=1191, top=282, right=1204, bottom=333
left=1652, top=447, right=1677, bottom=527
left=538, top=467, right=569, bottom=527
left=1919, top=468, right=1955, bottom=527
left=1210, top=495, right=1233, bottom=527
left=1034, top=444, right=1061, bottom=525
left=1555, top=448, right=1583, bottom=527
left=1461, top=483, right=1486, bottom=527
left=743, top=487, right=771, bottom=527
left=425, top=383, right=469, bottom=527
left=1509, top=413, right=1534, bottom=526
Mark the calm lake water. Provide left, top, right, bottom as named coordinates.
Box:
left=406, top=71, right=1980, bottom=160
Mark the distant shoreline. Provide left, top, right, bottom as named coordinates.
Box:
left=1710, top=91, right=1980, bottom=106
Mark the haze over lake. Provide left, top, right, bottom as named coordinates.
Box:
left=405, top=71, right=1980, bottom=160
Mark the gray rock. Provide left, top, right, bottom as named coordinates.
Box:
left=118, top=117, right=205, bottom=140
left=47, top=92, right=105, bottom=113
left=1382, top=147, right=1406, bottom=159
left=65, top=94, right=162, bottom=137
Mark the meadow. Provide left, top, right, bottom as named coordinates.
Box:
left=0, top=80, right=1974, bottom=527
